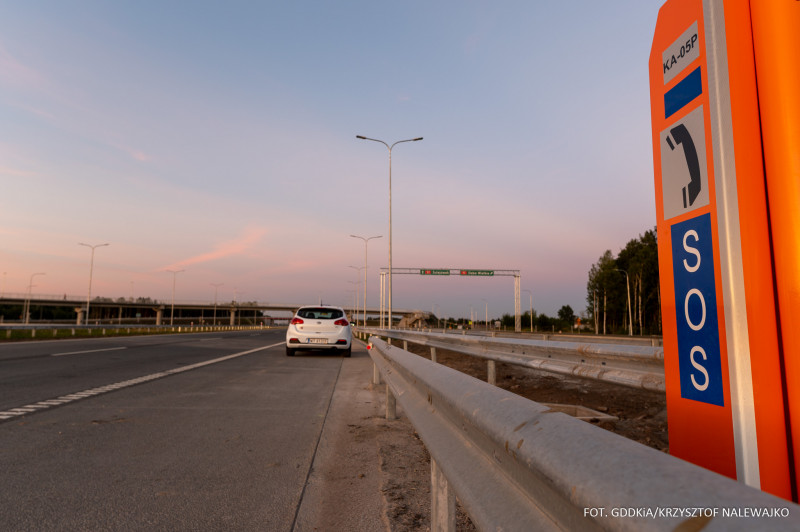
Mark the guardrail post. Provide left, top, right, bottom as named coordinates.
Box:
left=386, top=385, right=396, bottom=420
left=487, top=360, right=496, bottom=386
left=431, top=458, right=455, bottom=532
left=373, top=363, right=382, bottom=386
left=430, top=346, right=437, bottom=363
left=403, top=340, right=408, bottom=350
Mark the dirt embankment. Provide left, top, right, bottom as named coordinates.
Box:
left=378, top=342, right=668, bottom=531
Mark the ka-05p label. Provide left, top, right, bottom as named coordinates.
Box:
left=663, top=21, right=700, bottom=84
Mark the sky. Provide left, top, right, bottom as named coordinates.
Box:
left=1, top=1, right=664, bottom=320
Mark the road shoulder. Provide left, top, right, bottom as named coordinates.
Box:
left=293, top=342, right=390, bottom=531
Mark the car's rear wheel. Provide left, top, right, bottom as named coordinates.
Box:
left=286, top=345, right=295, bottom=356
left=343, top=346, right=351, bottom=358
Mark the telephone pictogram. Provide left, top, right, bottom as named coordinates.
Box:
left=666, top=124, right=702, bottom=208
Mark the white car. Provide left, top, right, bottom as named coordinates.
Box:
left=285, top=305, right=352, bottom=357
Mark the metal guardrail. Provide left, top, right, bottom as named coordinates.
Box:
left=0, top=324, right=272, bottom=339
left=366, top=336, right=799, bottom=531
left=425, top=328, right=664, bottom=347
left=359, top=328, right=665, bottom=392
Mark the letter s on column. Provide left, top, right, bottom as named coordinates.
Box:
left=690, top=346, right=710, bottom=391
left=683, top=229, right=701, bottom=272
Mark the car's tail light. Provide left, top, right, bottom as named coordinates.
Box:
left=334, top=319, right=349, bottom=327
left=291, top=317, right=304, bottom=325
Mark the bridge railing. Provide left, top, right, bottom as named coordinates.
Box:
left=358, top=328, right=664, bottom=391
left=366, top=335, right=798, bottom=531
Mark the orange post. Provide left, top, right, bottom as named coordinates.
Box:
left=751, top=0, right=800, bottom=501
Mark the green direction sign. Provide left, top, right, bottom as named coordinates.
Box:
left=420, top=269, right=451, bottom=275
left=460, top=270, right=494, bottom=276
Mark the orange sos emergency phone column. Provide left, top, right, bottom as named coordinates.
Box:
left=650, top=0, right=794, bottom=500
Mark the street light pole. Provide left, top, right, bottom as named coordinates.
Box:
left=615, top=268, right=633, bottom=336
left=210, top=283, right=223, bottom=326
left=348, top=265, right=364, bottom=326
left=356, top=135, right=423, bottom=329
left=522, top=289, right=534, bottom=333
left=379, top=271, right=386, bottom=328
left=350, top=234, right=382, bottom=328
left=24, top=272, right=45, bottom=324
left=166, top=269, right=184, bottom=326
left=233, top=288, right=245, bottom=326
left=79, top=242, right=109, bottom=325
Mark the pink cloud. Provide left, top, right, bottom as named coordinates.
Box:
left=0, top=42, right=44, bottom=89
left=162, top=226, right=269, bottom=270
left=107, top=141, right=152, bottom=163
left=0, top=165, right=40, bottom=178
left=12, top=102, right=55, bottom=120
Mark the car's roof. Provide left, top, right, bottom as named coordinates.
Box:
left=295, top=305, right=344, bottom=314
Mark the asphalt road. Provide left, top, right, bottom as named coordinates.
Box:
left=0, top=329, right=353, bottom=530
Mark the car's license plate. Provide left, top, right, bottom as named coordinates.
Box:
left=308, top=338, right=328, bottom=344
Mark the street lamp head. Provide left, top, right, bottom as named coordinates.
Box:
left=412, top=137, right=423, bottom=141
left=356, top=135, right=366, bottom=139
left=350, top=234, right=383, bottom=241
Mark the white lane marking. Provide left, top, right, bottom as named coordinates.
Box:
left=51, top=347, right=128, bottom=357
left=0, top=341, right=285, bottom=422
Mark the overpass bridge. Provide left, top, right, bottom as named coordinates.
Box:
left=0, top=293, right=426, bottom=327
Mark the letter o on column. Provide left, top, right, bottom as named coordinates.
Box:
left=684, top=288, right=706, bottom=331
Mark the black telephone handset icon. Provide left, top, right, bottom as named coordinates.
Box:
left=667, top=124, right=702, bottom=208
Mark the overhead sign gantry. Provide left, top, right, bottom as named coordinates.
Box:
left=380, top=268, right=521, bottom=331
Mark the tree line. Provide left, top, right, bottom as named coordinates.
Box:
left=498, top=229, right=660, bottom=336
left=586, top=228, right=660, bottom=336
left=438, top=229, right=662, bottom=336
left=500, top=306, right=577, bottom=332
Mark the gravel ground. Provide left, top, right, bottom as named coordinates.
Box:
left=378, top=342, right=668, bottom=531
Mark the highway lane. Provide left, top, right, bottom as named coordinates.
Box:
left=0, top=330, right=285, bottom=412
left=0, top=329, right=348, bottom=530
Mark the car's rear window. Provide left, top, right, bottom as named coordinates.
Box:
left=298, top=308, right=344, bottom=320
